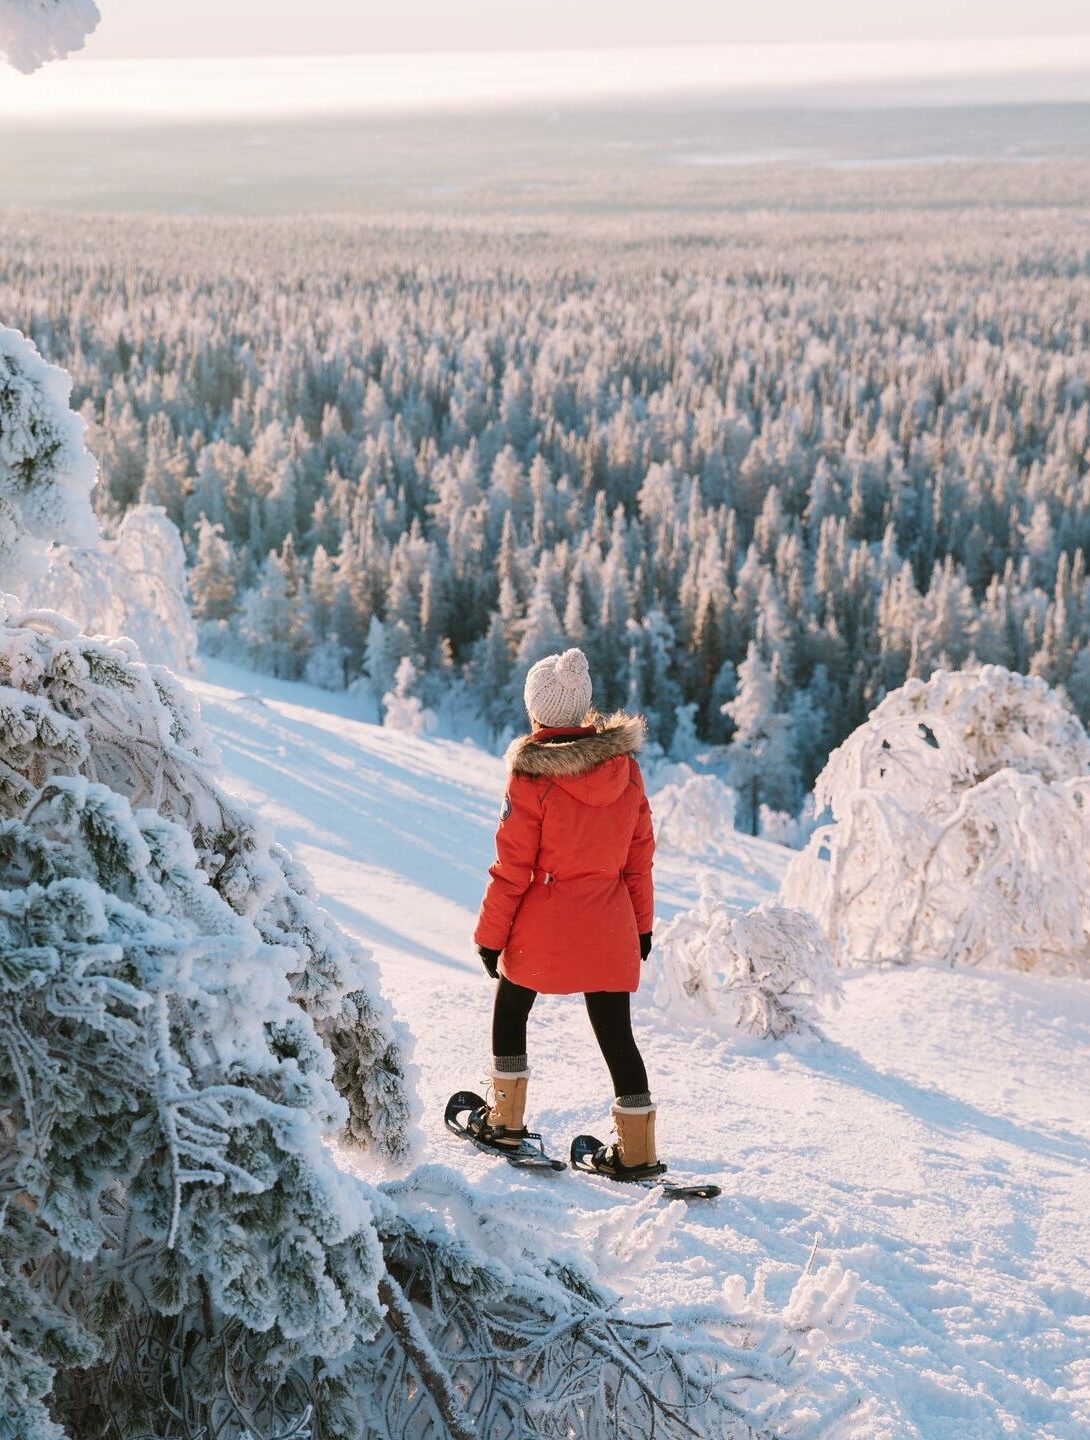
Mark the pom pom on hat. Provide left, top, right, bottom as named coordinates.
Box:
left=525, top=647, right=593, bottom=728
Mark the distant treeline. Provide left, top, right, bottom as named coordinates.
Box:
left=5, top=210, right=1089, bottom=816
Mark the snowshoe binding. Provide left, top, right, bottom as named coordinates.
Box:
left=445, top=1091, right=565, bottom=1172
left=570, top=1120, right=721, bottom=1201
left=573, top=1133, right=668, bottom=1182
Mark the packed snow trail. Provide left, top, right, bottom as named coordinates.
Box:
left=189, top=660, right=1090, bottom=1440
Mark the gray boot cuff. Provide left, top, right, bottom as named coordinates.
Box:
left=615, top=1090, right=652, bottom=1109
left=493, top=1053, right=528, bottom=1073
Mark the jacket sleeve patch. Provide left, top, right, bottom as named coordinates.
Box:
left=499, top=793, right=512, bottom=822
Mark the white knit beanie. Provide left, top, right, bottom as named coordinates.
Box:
left=524, top=647, right=593, bottom=728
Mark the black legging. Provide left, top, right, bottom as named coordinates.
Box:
left=492, top=975, right=649, bottom=1097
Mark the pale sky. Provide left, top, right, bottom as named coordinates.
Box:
left=82, top=0, right=1090, bottom=59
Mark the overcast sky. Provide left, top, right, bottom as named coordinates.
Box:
left=83, top=0, right=1090, bottom=58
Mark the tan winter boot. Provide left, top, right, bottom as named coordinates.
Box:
left=590, top=1102, right=666, bottom=1178
left=611, top=1102, right=658, bottom=1168
left=470, top=1071, right=529, bottom=1147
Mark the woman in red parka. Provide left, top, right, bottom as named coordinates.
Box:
left=470, top=646, right=660, bottom=1177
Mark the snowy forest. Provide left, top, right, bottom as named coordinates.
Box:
left=3, top=208, right=1089, bottom=827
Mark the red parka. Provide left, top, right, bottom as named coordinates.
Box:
left=474, top=712, right=655, bottom=994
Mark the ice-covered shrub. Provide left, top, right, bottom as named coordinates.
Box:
left=653, top=879, right=841, bottom=1038
left=34, top=504, right=198, bottom=671
left=0, top=0, right=99, bottom=73
left=783, top=666, right=1090, bottom=972
left=303, top=635, right=350, bottom=690
left=651, top=773, right=737, bottom=855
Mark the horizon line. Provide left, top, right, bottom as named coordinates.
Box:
left=3, top=34, right=1089, bottom=125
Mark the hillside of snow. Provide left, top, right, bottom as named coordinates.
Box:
left=188, top=659, right=1090, bottom=1440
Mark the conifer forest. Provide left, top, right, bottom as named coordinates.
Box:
left=5, top=205, right=1089, bottom=819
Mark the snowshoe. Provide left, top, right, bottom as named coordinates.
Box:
left=570, top=1134, right=720, bottom=1200
left=445, top=1091, right=565, bottom=1171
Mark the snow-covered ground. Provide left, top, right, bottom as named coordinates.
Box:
left=188, top=660, right=1090, bottom=1440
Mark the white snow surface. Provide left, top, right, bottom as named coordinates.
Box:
left=187, top=659, right=1090, bottom=1440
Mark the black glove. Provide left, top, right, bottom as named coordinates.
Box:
left=639, top=932, right=653, bottom=962
left=477, top=944, right=500, bottom=979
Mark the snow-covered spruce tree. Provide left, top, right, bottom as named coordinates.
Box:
left=2, top=322, right=194, bottom=670
left=381, top=653, right=436, bottom=735
left=0, top=324, right=99, bottom=592
left=652, top=877, right=841, bottom=1038
left=783, top=665, right=1090, bottom=972
left=188, top=514, right=238, bottom=623
left=0, top=766, right=388, bottom=1440
left=0, top=302, right=406, bottom=1434
left=724, top=644, right=800, bottom=837
left=0, top=604, right=417, bottom=1157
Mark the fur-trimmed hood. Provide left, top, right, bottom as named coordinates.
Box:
left=505, top=711, right=646, bottom=778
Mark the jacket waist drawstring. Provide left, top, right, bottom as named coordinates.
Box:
left=535, top=869, right=626, bottom=895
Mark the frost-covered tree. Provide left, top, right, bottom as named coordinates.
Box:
left=651, top=879, right=841, bottom=1038
left=0, top=304, right=411, bottom=1433
left=650, top=774, right=737, bottom=856
left=724, top=644, right=800, bottom=836
left=0, top=0, right=99, bottom=73
left=783, top=666, right=1090, bottom=973
left=670, top=700, right=700, bottom=762
left=188, top=513, right=238, bottom=621
left=34, top=505, right=198, bottom=671
left=0, top=227, right=194, bottom=674
left=240, top=545, right=311, bottom=678
left=362, top=612, right=395, bottom=698
left=0, top=325, right=98, bottom=592
left=381, top=654, right=436, bottom=735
